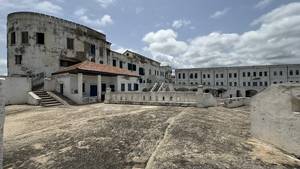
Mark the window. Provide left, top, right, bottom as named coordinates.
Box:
left=178, top=73, right=181, bottom=79
left=264, top=71, right=268, bottom=76
left=195, top=73, right=198, bottom=79
left=183, top=73, right=185, bottom=79
left=190, top=73, right=193, bottom=79
left=132, top=64, right=137, bottom=71
left=208, top=82, right=210, bottom=85
left=234, top=82, right=237, bottom=86
left=11, top=32, right=16, bottom=45
left=203, top=74, right=206, bottom=79
left=259, top=72, right=262, bottom=77
left=110, top=85, right=115, bottom=92
left=128, top=83, right=132, bottom=91
left=15, top=55, right=22, bottom=65
left=134, top=83, right=139, bottom=91
left=247, top=72, right=251, bottom=77
left=273, top=71, right=277, bottom=76
left=264, top=81, right=268, bottom=86
left=121, top=83, right=125, bottom=91
left=149, top=69, right=152, bottom=75
left=90, top=44, right=96, bottom=56
left=253, top=82, right=257, bottom=86
left=82, top=83, right=85, bottom=93
left=220, top=74, right=224, bottom=78
left=119, top=61, right=123, bottom=68
left=99, top=60, right=103, bottom=64
left=273, top=81, right=277, bottom=84
left=243, top=72, right=246, bottom=77
left=229, top=73, right=232, bottom=78
left=229, top=82, right=232, bottom=86
left=21, top=32, right=29, bottom=44
left=243, top=82, right=246, bottom=86
left=106, top=49, right=111, bottom=56
left=128, top=63, right=132, bottom=71
left=67, top=38, right=74, bottom=50
left=139, top=67, right=145, bottom=75
left=36, top=32, right=45, bottom=44
left=260, top=82, right=263, bottom=86
left=221, top=82, right=224, bottom=86
left=208, top=74, right=210, bottom=78
left=280, top=81, right=283, bottom=84
left=248, top=82, right=251, bottom=86
left=296, top=70, right=299, bottom=75
left=234, top=73, right=237, bottom=78
left=280, top=71, right=283, bottom=76
left=253, top=72, right=257, bottom=77
left=216, top=74, right=219, bottom=78
left=113, top=59, right=117, bottom=67
left=216, top=82, right=219, bottom=86
left=290, top=70, right=293, bottom=76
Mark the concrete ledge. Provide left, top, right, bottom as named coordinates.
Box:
left=27, top=92, right=41, bottom=106
left=106, top=101, right=200, bottom=107
left=224, top=97, right=250, bottom=108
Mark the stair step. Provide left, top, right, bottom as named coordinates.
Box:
left=41, top=100, right=60, bottom=104
left=42, top=103, right=63, bottom=107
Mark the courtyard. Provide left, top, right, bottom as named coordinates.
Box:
left=3, top=104, right=300, bottom=169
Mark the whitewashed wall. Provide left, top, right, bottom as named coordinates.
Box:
left=1, top=76, right=32, bottom=105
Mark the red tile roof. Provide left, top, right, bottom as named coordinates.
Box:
left=53, top=61, right=139, bottom=77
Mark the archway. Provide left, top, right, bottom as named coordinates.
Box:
left=245, top=90, right=258, bottom=97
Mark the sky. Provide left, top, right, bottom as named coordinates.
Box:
left=0, top=0, right=300, bottom=75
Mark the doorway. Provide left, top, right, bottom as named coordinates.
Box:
left=60, top=84, right=64, bottom=95
left=90, top=85, right=98, bottom=97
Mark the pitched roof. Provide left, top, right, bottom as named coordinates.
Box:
left=52, top=61, right=139, bottom=77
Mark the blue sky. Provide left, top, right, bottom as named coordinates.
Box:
left=0, top=0, right=300, bottom=75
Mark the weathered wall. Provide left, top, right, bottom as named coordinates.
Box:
left=7, top=12, right=109, bottom=77
left=251, top=84, right=300, bottom=156
left=0, top=78, right=5, bottom=168
left=1, top=76, right=32, bottom=105
left=105, top=91, right=217, bottom=108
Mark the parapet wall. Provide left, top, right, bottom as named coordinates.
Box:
left=105, top=90, right=217, bottom=108
left=0, top=78, right=5, bottom=168
left=251, top=84, right=300, bottom=156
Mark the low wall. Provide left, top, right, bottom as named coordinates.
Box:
left=251, top=84, right=300, bottom=156
left=0, top=78, right=5, bottom=168
left=223, top=97, right=250, bottom=108
left=1, top=76, right=32, bottom=105
left=105, top=91, right=217, bottom=108
left=27, top=92, right=41, bottom=105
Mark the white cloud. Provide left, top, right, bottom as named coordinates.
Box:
left=0, top=0, right=62, bottom=15
left=96, top=0, right=115, bottom=8
left=143, top=3, right=300, bottom=68
left=74, top=8, right=87, bottom=16
left=76, top=9, right=113, bottom=28
left=255, top=0, right=274, bottom=9
left=172, top=19, right=191, bottom=29
left=210, top=8, right=230, bottom=19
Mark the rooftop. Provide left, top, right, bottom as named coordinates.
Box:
left=52, top=61, right=139, bottom=77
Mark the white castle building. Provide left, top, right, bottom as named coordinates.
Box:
left=175, top=64, right=300, bottom=98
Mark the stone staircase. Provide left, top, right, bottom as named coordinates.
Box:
left=33, top=90, right=63, bottom=107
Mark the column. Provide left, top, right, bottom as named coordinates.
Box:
left=78, top=73, right=83, bottom=101
left=97, top=75, right=102, bottom=101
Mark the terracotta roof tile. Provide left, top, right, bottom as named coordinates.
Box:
left=53, top=61, right=139, bottom=77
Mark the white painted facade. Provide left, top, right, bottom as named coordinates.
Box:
left=175, top=64, right=300, bottom=98
left=0, top=76, right=32, bottom=105
left=53, top=73, right=139, bottom=104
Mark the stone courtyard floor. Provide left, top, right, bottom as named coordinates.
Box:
left=3, top=104, right=300, bottom=169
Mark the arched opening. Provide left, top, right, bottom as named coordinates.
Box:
left=245, top=90, right=258, bottom=97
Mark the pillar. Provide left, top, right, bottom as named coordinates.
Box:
left=78, top=73, right=83, bottom=100
left=0, top=78, right=5, bottom=169
left=97, top=75, right=102, bottom=101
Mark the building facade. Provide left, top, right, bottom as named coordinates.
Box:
left=7, top=12, right=171, bottom=90
left=175, top=64, right=300, bottom=98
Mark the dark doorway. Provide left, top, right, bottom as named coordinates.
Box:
left=245, top=90, right=257, bottom=97
left=236, top=90, right=242, bottom=97
left=90, top=85, right=98, bottom=97
left=60, top=84, right=64, bottom=95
